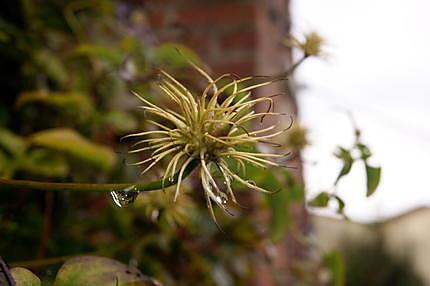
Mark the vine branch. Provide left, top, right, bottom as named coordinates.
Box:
left=0, top=159, right=199, bottom=193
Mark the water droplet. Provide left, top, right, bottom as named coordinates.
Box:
left=151, top=209, right=160, bottom=221
left=223, top=176, right=231, bottom=186
left=110, top=186, right=139, bottom=208
left=247, top=180, right=257, bottom=187
left=216, top=192, right=228, bottom=205
left=168, top=177, right=174, bottom=182
left=206, top=184, right=213, bottom=192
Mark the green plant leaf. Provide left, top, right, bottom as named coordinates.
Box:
left=365, top=164, right=381, bottom=197
left=262, top=169, right=292, bottom=242
left=266, top=186, right=289, bottom=242
left=229, top=160, right=291, bottom=242
left=0, top=127, right=27, bottom=157
left=266, top=169, right=305, bottom=242
left=356, top=142, right=371, bottom=161
left=323, top=251, right=345, bottom=286
left=285, top=171, right=305, bottom=202
left=154, top=43, right=201, bottom=68
left=333, top=195, right=346, bottom=216
left=16, top=91, right=94, bottom=115
left=71, top=44, right=123, bottom=65
left=28, top=128, right=116, bottom=171
left=100, top=111, right=138, bottom=133
left=308, top=192, right=330, bottom=208
left=32, top=50, right=68, bottom=84
left=0, top=150, right=17, bottom=178
left=53, top=256, right=161, bottom=286
left=11, top=267, right=41, bottom=286
left=334, top=147, right=353, bottom=185
left=21, top=149, right=69, bottom=178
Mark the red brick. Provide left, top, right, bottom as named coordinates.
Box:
left=176, top=3, right=255, bottom=26
left=147, top=10, right=164, bottom=28
left=178, top=31, right=207, bottom=50
left=212, top=61, right=254, bottom=76
left=222, top=29, right=255, bottom=49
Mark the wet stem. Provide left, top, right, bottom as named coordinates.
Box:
left=0, top=159, right=200, bottom=193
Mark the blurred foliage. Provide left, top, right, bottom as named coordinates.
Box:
left=336, top=125, right=382, bottom=197
left=10, top=267, right=41, bottom=286
left=309, top=118, right=381, bottom=217
left=10, top=256, right=161, bottom=286
left=29, top=128, right=116, bottom=171
left=342, top=237, right=424, bottom=286
left=323, top=251, right=345, bottom=286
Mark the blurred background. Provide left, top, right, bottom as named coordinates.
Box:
left=0, top=0, right=428, bottom=285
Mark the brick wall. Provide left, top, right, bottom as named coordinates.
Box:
left=145, top=0, right=257, bottom=76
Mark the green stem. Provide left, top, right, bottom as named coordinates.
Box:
left=0, top=159, right=199, bottom=193
left=272, top=55, right=309, bottom=80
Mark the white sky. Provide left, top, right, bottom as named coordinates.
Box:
left=291, top=0, right=430, bottom=222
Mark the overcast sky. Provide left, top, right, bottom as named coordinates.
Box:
left=291, top=0, right=430, bottom=222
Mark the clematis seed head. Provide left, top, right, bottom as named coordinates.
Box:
left=285, top=31, right=325, bottom=58
left=123, top=63, right=290, bottom=228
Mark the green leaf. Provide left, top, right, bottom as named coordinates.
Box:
left=230, top=160, right=291, bottom=242
left=53, top=256, right=161, bottom=286
left=11, top=267, right=41, bottom=286
left=285, top=171, right=305, bottom=202
left=265, top=169, right=305, bottom=242
left=28, top=128, right=116, bottom=171
left=16, top=91, right=94, bottom=116
left=0, top=150, right=8, bottom=170
left=323, top=251, right=345, bottom=286
left=266, top=187, right=289, bottom=242
left=223, top=158, right=296, bottom=242
left=154, top=43, right=201, bottom=68
left=21, top=149, right=69, bottom=178
left=0, top=150, right=17, bottom=178
left=308, top=192, right=330, bottom=208
left=333, top=195, right=346, bottom=216
left=33, top=50, right=68, bottom=85
left=356, top=142, right=371, bottom=161
left=334, top=147, right=353, bottom=185
left=0, top=127, right=27, bottom=157
left=100, top=111, right=138, bottom=133
left=365, top=164, right=381, bottom=197
left=71, top=44, right=123, bottom=65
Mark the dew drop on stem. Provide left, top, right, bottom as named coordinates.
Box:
left=110, top=185, right=139, bottom=208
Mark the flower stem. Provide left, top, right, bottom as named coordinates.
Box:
left=272, top=55, right=308, bottom=80
left=0, top=159, right=199, bottom=193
